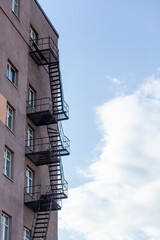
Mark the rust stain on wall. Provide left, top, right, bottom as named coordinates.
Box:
left=0, top=93, right=7, bottom=124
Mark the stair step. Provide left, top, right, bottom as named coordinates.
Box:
left=49, top=169, right=61, bottom=172
left=49, top=164, right=60, bottom=167
left=47, top=129, right=57, bottom=132
left=50, top=76, right=59, bottom=79
left=51, top=183, right=62, bottom=186
left=35, top=226, right=47, bottom=229
left=51, top=84, right=60, bottom=87
left=50, top=172, right=61, bottom=175
left=49, top=168, right=60, bottom=173
left=51, top=88, right=61, bottom=92
left=36, top=217, right=49, bottom=220
left=50, top=78, right=60, bottom=82
left=36, top=222, right=48, bottom=225
left=50, top=173, right=61, bottom=176
left=50, top=176, right=62, bottom=179
left=50, top=82, right=60, bottom=85
left=49, top=169, right=60, bottom=172
left=47, top=129, right=58, bottom=132
left=49, top=68, right=59, bottom=71
left=50, top=188, right=64, bottom=191
left=36, top=215, right=48, bottom=221
left=51, top=96, right=61, bottom=99
left=37, top=213, right=49, bottom=216
left=53, top=100, right=62, bottom=106
left=51, top=92, right=61, bottom=96
left=50, top=83, right=60, bottom=87
left=50, top=74, right=59, bottom=77
left=49, top=70, right=59, bottom=73
left=33, top=237, right=45, bottom=239
left=47, top=132, right=58, bottom=135
left=49, top=168, right=60, bottom=171
left=50, top=81, right=60, bottom=85
left=50, top=75, right=60, bottom=78
left=50, top=81, right=60, bottom=83
left=49, top=66, right=58, bottom=69
left=49, top=140, right=60, bottom=142
left=50, top=81, right=60, bottom=84
left=50, top=75, right=59, bottom=78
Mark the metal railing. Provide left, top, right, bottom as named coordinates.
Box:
left=46, top=182, right=68, bottom=199
left=26, top=97, right=69, bottom=121
left=25, top=124, right=70, bottom=156
left=24, top=185, right=41, bottom=203
left=29, top=37, right=59, bottom=60
left=57, top=122, right=70, bottom=153
left=25, top=136, right=50, bottom=155
left=24, top=185, right=63, bottom=205
left=26, top=97, right=52, bottom=115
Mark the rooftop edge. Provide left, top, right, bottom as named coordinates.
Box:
left=34, top=0, right=59, bottom=38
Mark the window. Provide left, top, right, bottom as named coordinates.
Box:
left=7, top=62, right=17, bottom=86
left=12, top=0, right=19, bottom=16
left=6, top=104, right=13, bottom=131
left=3, top=148, right=12, bottom=179
left=26, top=167, right=33, bottom=194
left=23, top=228, right=30, bottom=240
left=1, top=213, right=9, bottom=240
left=30, top=27, right=37, bottom=42
left=27, top=126, right=34, bottom=150
left=28, top=86, right=36, bottom=108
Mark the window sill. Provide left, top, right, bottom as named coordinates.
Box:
left=28, top=193, right=35, bottom=199
left=27, top=146, right=34, bottom=152
left=3, top=173, right=14, bottom=183
left=28, top=104, right=36, bottom=110
left=12, top=10, right=20, bottom=22
left=6, top=77, right=18, bottom=90
left=5, top=125, right=15, bottom=136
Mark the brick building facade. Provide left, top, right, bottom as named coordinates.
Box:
left=0, top=0, right=69, bottom=239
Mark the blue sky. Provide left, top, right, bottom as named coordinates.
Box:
left=38, top=1, right=160, bottom=239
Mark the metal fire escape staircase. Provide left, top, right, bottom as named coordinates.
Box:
left=47, top=123, right=70, bottom=157
left=49, top=158, right=68, bottom=200
left=49, top=62, right=69, bottom=122
left=32, top=200, right=52, bottom=239
left=25, top=37, right=69, bottom=240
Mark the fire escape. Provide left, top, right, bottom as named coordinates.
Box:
left=24, top=37, right=70, bottom=239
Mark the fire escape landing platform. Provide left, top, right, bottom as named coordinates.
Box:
left=29, top=37, right=58, bottom=65
left=26, top=97, right=69, bottom=126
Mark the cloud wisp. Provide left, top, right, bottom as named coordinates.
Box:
left=107, top=75, right=121, bottom=84
left=59, top=75, right=160, bottom=240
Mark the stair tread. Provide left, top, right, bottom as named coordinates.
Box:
left=35, top=226, right=48, bottom=229
left=37, top=213, right=49, bottom=215
left=49, top=169, right=61, bottom=172
left=36, top=217, right=49, bottom=220
left=50, top=173, right=62, bottom=176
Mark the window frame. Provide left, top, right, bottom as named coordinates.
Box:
left=23, top=227, right=31, bottom=240
left=12, top=0, right=19, bottom=17
left=26, top=167, right=34, bottom=195
left=1, top=213, right=9, bottom=240
left=6, top=104, right=14, bottom=131
left=28, top=86, right=36, bottom=108
left=30, top=27, right=37, bottom=43
left=27, top=125, right=34, bottom=151
left=3, top=147, right=12, bottom=179
left=7, top=62, right=17, bottom=86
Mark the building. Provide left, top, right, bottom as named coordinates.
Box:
left=0, top=0, right=70, bottom=239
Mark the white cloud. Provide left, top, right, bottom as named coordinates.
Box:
left=107, top=75, right=121, bottom=84
left=59, top=74, right=160, bottom=240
